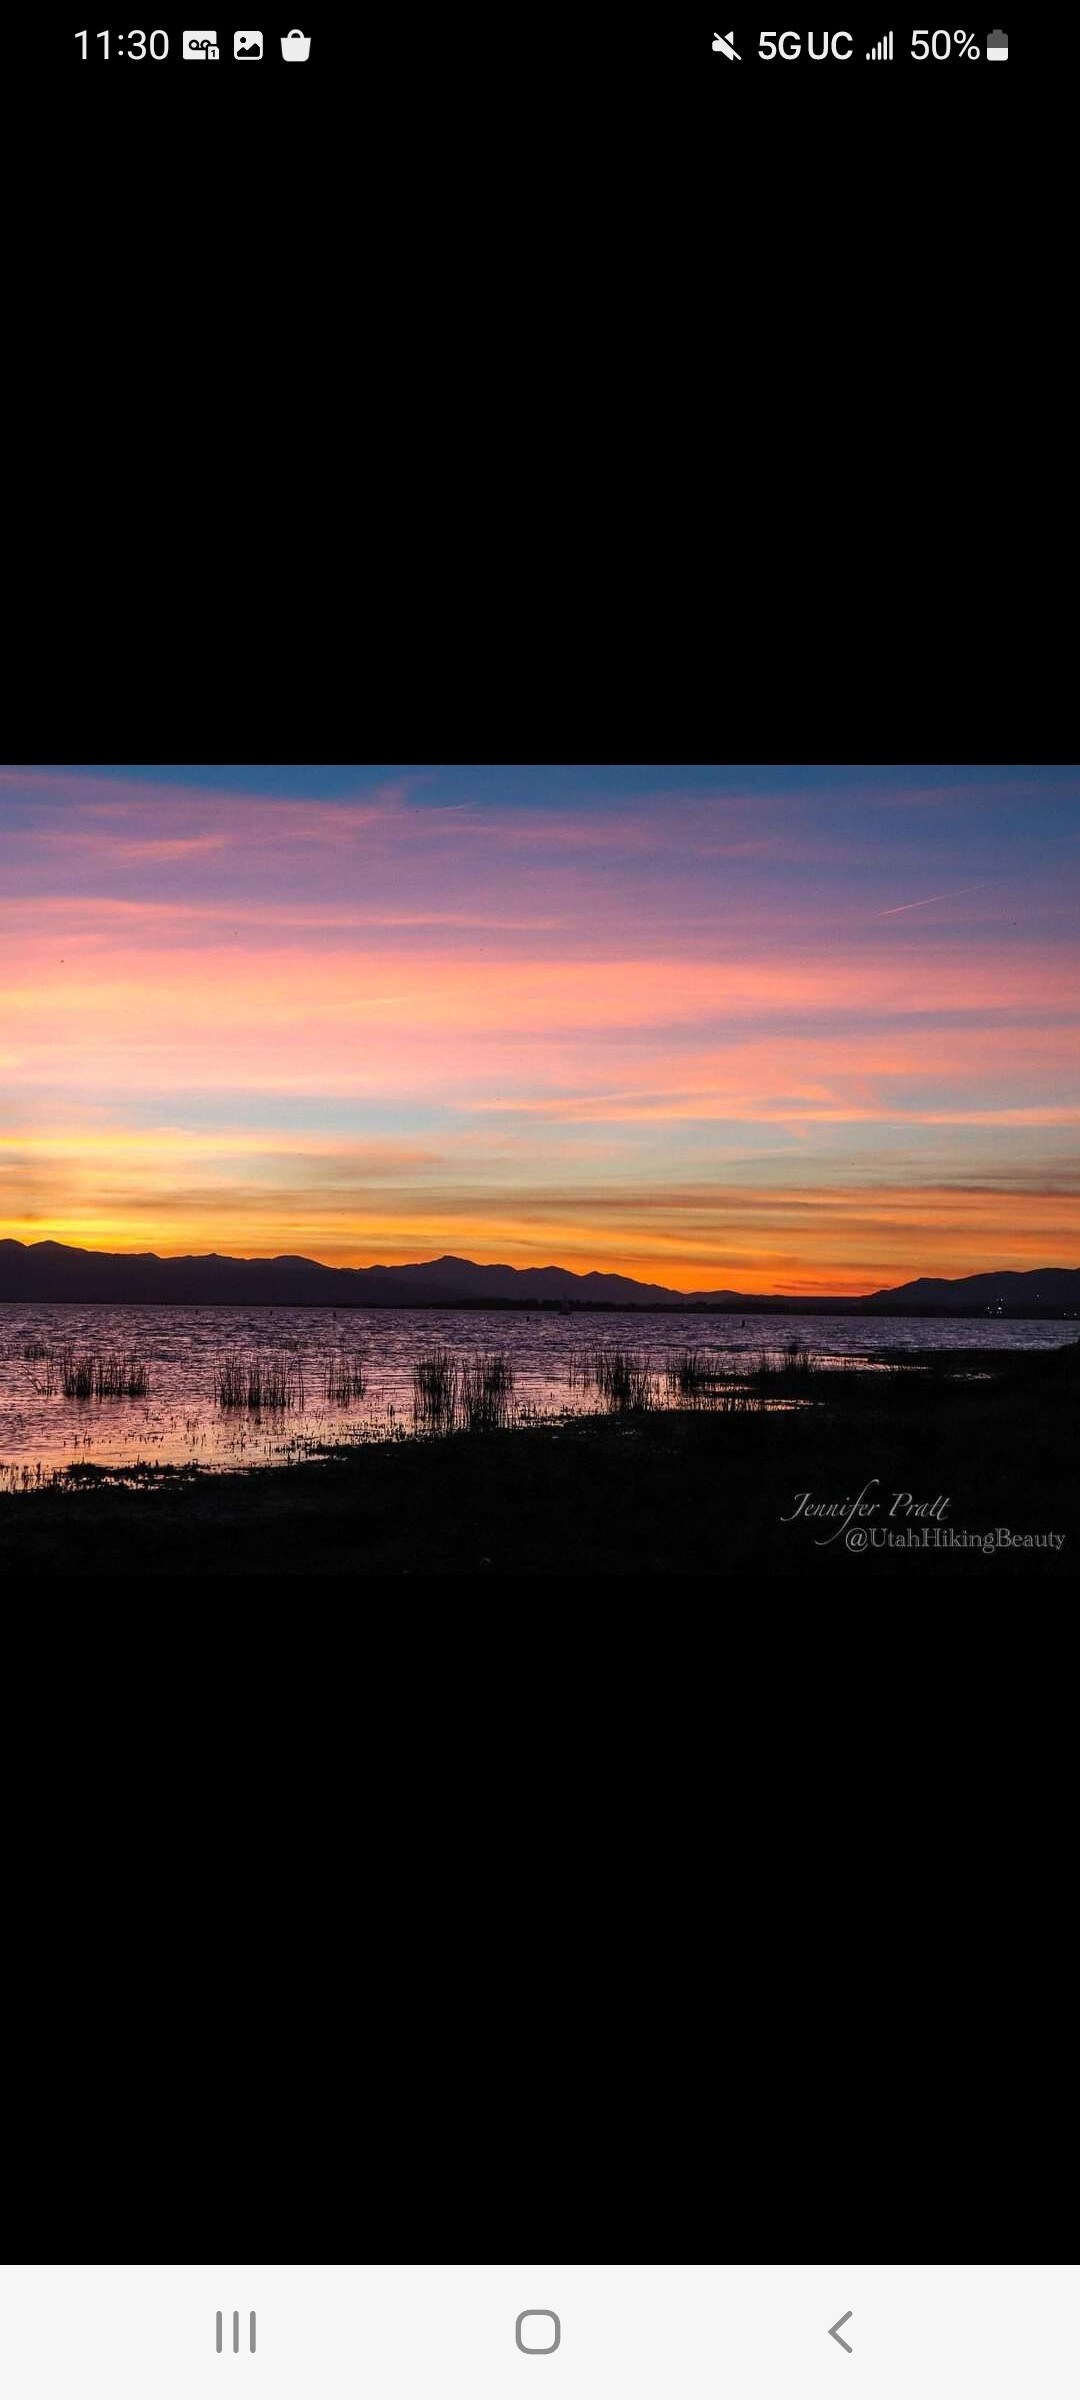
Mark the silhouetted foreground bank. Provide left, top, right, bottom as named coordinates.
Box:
left=1, top=1344, right=1075, bottom=1575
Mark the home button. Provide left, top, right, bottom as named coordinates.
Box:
left=516, top=2312, right=561, bottom=2354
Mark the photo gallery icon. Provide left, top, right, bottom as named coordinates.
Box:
left=234, top=30, right=263, bottom=57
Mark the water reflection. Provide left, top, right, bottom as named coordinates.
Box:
left=1, top=1303, right=1075, bottom=1478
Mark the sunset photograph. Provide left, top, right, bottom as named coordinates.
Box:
left=1, top=761, right=1076, bottom=1575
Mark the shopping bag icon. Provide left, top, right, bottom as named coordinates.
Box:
left=280, top=28, right=311, bottom=59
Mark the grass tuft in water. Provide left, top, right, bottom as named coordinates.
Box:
left=569, top=1345, right=655, bottom=1413
left=58, top=1347, right=150, bottom=1399
left=459, top=1351, right=515, bottom=1431
left=749, top=1339, right=816, bottom=1389
left=665, top=1347, right=751, bottom=1409
left=0, top=1460, right=52, bottom=1494
left=324, top=1352, right=366, bottom=1405
left=412, top=1347, right=458, bottom=1434
left=213, top=1349, right=305, bottom=1411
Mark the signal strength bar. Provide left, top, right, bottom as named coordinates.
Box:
left=866, top=30, right=894, bottom=57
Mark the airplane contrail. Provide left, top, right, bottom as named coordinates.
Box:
left=879, top=881, right=998, bottom=915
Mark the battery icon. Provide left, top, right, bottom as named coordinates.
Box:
left=987, top=28, right=1008, bottom=58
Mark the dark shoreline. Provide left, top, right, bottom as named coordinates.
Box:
left=2, top=1343, right=1075, bottom=1575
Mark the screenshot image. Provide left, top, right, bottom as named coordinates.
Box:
left=0, top=763, right=1075, bottom=1578
left=0, top=2265, right=1076, bottom=2397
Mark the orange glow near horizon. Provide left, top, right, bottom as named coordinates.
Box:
left=5, top=1123, right=1080, bottom=1293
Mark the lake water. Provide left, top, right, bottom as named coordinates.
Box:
left=1, top=1304, right=1076, bottom=1479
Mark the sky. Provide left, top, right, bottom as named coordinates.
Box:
left=2, top=762, right=1078, bottom=1294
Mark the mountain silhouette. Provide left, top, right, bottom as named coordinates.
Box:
left=0, top=1238, right=736, bottom=1309
left=1, top=1240, right=1078, bottom=1313
left=870, top=1268, right=1080, bottom=1306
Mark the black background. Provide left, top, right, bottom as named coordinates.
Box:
left=3, top=15, right=1048, bottom=282
left=0, top=13, right=1063, bottom=759
left=4, top=14, right=1042, bottom=285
